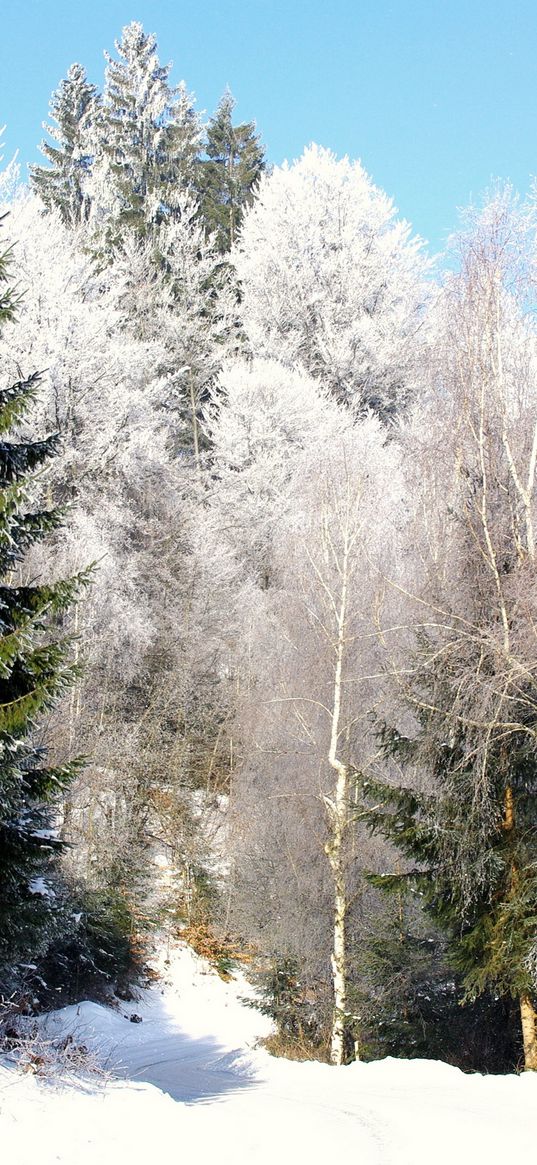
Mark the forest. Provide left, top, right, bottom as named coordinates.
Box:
left=1, top=19, right=537, bottom=1077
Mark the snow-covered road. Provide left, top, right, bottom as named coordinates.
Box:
left=1, top=942, right=536, bottom=1165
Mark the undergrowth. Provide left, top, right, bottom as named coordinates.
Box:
left=180, top=921, right=254, bottom=980
left=0, top=999, right=107, bottom=1084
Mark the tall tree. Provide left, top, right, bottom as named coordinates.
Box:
left=0, top=223, right=84, bottom=986
left=93, top=21, right=201, bottom=243
left=365, top=190, right=537, bottom=1070
left=202, top=358, right=401, bottom=1062
left=109, top=193, right=237, bottom=463
left=30, top=64, right=100, bottom=226
left=198, top=89, right=265, bottom=251
left=0, top=191, right=228, bottom=936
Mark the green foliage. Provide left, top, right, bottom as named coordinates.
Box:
left=197, top=89, right=265, bottom=251
left=247, top=957, right=326, bottom=1050
left=0, top=227, right=86, bottom=991
left=30, top=63, right=99, bottom=226
left=362, top=653, right=537, bottom=1018
left=183, top=863, right=218, bottom=927
left=355, top=897, right=522, bottom=1071
left=36, top=884, right=141, bottom=1005
left=0, top=231, right=19, bottom=323
left=99, top=21, right=200, bottom=244
left=457, top=864, right=537, bottom=1000
left=30, top=26, right=266, bottom=263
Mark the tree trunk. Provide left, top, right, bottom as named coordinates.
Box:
left=502, top=784, right=514, bottom=832
left=500, top=789, right=537, bottom=1071
left=325, top=513, right=353, bottom=1066
left=326, top=760, right=349, bottom=1066
left=520, top=993, right=537, bottom=1070
left=189, top=370, right=201, bottom=473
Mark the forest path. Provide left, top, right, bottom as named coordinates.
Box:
left=41, top=941, right=390, bottom=1162
left=3, top=941, right=537, bottom=1165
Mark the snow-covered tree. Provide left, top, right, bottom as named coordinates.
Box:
left=198, top=354, right=404, bottom=1060
left=91, top=21, right=201, bottom=244
left=30, top=64, right=100, bottom=226
left=110, top=194, right=238, bottom=462
left=234, top=144, right=430, bottom=420
left=228, top=415, right=402, bottom=1063
left=0, top=192, right=175, bottom=885
left=197, top=89, right=265, bottom=251
left=0, top=222, right=85, bottom=988
left=0, top=193, right=167, bottom=497
left=201, top=357, right=347, bottom=588
left=0, top=190, right=235, bottom=941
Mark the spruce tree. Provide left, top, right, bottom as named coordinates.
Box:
left=97, top=21, right=200, bottom=242
left=30, top=64, right=99, bottom=226
left=0, top=225, right=84, bottom=986
left=198, top=89, right=265, bottom=251
left=364, top=662, right=537, bottom=1069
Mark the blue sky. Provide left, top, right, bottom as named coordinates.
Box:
left=1, top=0, right=537, bottom=252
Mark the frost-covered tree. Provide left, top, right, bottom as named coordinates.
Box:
left=234, top=145, right=429, bottom=420
left=197, top=89, right=265, bottom=251
left=366, top=189, right=537, bottom=1071
left=201, top=357, right=348, bottom=587
left=92, top=21, right=201, bottom=243
left=227, top=416, right=402, bottom=1064
left=0, top=193, right=175, bottom=890
left=110, top=194, right=237, bottom=462
left=0, top=223, right=84, bottom=987
left=198, top=356, right=403, bottom=1061
left=30, top=64, right=100, bottom=226
left=0, top=190, right=231, bottom=935
left=0, top=193, right=167, bottom=496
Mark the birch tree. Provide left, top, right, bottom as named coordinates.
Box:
left=228, top=413, right=402, bottom=1063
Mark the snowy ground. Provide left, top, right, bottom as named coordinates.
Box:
left=1, top=940, right=536, bottom=1165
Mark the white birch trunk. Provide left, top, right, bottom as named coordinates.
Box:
left=325, top=508, right=353, bottom=1066
left=325, top=759, right=349, bottom=1066
left=520, top=994, right=537, bottom=1071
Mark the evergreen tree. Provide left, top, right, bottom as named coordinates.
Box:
left=95, top=21, right=201, bottom=242
left=364, top=671, right=537, bottom=1069
left=357, top=897, right=520, bottom=1071
left=30, top=64, right=100, bottom=226
left=198, top=90, right=265, bottom=251
left=0, top=226, right=84, bottom=987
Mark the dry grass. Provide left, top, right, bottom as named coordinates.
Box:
left=180, top=922, right=254, bottom=979
left=260, top=1030, right=330, bottom=1063
left=1, top=1024, right=105, bottom=1083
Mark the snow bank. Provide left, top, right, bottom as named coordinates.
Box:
left=1, top=940, right=536, bottom=1165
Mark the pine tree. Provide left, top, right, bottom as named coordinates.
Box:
left=198, top=90, right=265, bottom=251
left=30, top=64, right=99, bottom=226
left=0, top=224, right=84, bottom=985
left=95, top=21, right=201, bottom=242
